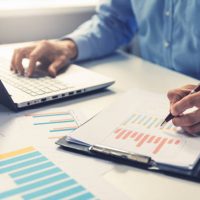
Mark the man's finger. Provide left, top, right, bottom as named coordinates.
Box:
left=171, top=92, right=200, bottom=116
left=11, top=50, right=17, bottom=72
left=11, top=46, right=35, bottom=73
left=48, top=56, right=68, bottom=77
left=167, top=88, right=192, bottom=104
left=15, top=50, right=26, bottom=75
left=27, top=44, right=47, bottom=77
left=172, top=109, right=200, bottom=127
left=182, top=123, right=200, bottom=136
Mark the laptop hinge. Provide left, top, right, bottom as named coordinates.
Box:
left=0, top=80, right=18, bottom=111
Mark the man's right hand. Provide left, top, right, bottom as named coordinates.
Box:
left=11, top=39, right=77, bottom=77
left=167, top=84, right=200, bottom=135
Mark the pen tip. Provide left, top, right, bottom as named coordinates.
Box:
left=160, top=121, right=166, bottom=127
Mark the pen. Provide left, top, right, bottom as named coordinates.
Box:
left=160, top=83, right=200, bottom=127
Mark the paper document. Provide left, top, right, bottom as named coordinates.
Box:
left=22, top=108, right=88, bottom=141
left=0, top=107, right=91, bottom=148
left=0, top=146, right=96, bottom=200
left=68, top=89, right=200, bottom=169
left=0, top=105, right=130, bottom=200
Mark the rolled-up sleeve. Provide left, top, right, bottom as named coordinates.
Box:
left=62, top=0, right=137, bottom=61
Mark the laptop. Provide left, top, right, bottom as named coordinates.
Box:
left=0, top=58, right=115, bottom=111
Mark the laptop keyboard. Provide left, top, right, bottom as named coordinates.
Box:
left=0, top=67, right=71, bottom=96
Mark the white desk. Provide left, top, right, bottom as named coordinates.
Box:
left=83, top=53, right=200, bottom=200
left=0, top=44, right=200, bottom=200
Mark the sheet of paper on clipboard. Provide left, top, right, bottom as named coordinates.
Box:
left=66, top=89, right=200, bottom=170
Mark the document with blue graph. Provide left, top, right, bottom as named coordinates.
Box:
left=22, top=108, right=87, bottom=141
left=67, top=89, right=200, bottom=169
left=0, top=106, right=130, bottom=200
left=0, top=147, right=95, bottom=200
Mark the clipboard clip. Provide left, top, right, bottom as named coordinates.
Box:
left=89, top=144, right=156, bottom=166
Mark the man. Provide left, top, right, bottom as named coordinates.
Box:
left=10, top=0, right=200, bottom=135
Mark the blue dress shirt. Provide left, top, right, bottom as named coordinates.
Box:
left=66, top=0, right=200, bottom=79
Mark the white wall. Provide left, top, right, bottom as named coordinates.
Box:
left=0, top=7, right=95, bottom=44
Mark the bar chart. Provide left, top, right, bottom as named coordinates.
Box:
left=25, top=111, right=79, bottom=140
left=114, top=128, right=181, bottom=154
left=0, top=146, right=95, bottom=199
left=123, top=113, right=176, bottom=132
left=100, top=112, right=184, bottom=156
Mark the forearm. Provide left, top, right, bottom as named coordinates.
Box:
left=62, top=0, right=137, bottom=61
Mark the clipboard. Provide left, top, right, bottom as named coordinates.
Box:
left=56, top=89, right=200, bottom=182
left=56, top=136, right=200, bottom=182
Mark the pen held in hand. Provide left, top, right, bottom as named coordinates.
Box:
left=160, top=83, right=200, bottom=127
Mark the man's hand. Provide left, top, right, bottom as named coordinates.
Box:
left=167, top=84, right=200, bottom=135
left=11, top=40, right=77, bottom=77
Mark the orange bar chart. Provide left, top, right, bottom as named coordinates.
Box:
left=114, top=128, right=181, bottom=154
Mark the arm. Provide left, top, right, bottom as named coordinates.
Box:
left=11, top=0, right=137, bottom=77
left=64, top=0, right=138, bottom=61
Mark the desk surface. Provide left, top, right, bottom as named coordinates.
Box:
left=0, top=43, right=200, bottom=200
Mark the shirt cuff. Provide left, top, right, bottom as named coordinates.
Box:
left=61, top=34, right=92, bottom=62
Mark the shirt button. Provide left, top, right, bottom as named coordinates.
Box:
left=164, top=41, right=170, bottom=48
left=165, top=11, right=170, bottom=16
